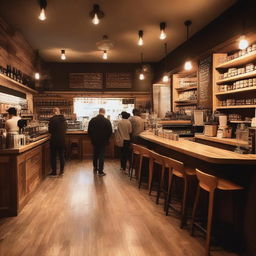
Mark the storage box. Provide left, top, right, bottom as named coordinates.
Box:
left=204, top=125, right=218, bottom=137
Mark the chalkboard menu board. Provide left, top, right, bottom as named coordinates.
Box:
left=106, top=72, right=132, bottom=88
left=69, top=73, right=103, bottom=89
left=198, top=56, right=212, bottom=109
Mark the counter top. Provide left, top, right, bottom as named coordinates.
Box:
left=139, top=132, right=256, bottom=165
left=66, top=130, right=87, bottom=135
left=0, top=134, right=50, bottom=154
left=195, top=134, right=249, bottom=147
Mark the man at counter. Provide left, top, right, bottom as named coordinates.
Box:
left=48, top=107, right=67, bottom=176
left=5, top=107, right=20, bottom=132
left=88, top=108, right=112, bottom=176
left=129, top=108, right=144, bottom=142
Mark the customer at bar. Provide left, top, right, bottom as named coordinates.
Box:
left=117, top=111, right=132, bottom=171
left=88, top=108, right=112, bottom=176
left=129, top=108, right=144, bottom=142
left=5, top=107, right=20, bottom=132
left=48, top=107, right=67, bottom=176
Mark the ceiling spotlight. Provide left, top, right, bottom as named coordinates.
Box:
left=138, top=30, right=144, bottom=46
left=61, top=49, right=66, bottom=60
left=159, top=22, right=167, bottom=40
left=102, top=50, right=108, bottom=60
left=35, top=72, right=40, bottom=80
left=184, top=60, right=192, bottom=71
left=239, top=35, right=249, bottom=50
left=38, top=0, right=47, bottom=21
left=162, top=74, right=169, bottom=83
left=90, top=4, right=104, bottom=25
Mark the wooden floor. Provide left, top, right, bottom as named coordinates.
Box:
left=0, top=160, right=238, bottom=256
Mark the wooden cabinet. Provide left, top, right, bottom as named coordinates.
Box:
left=42, top=141, right=51, bottom=177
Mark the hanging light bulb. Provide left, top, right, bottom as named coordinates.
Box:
left=61, top=49, right=66, bottom=60
left=90, top=4, right=104, bottom=25
left=139, top=73, right=145, bottom=80
left=138, top=30, right=144, bottom=46
left=102, top=50, right=108, bottom=60
left=183, top=20, right=193, bottom=71
left=184, top=61, right=192, bottom=71
left=159, top=22, right=167, bottom=40
left=35, top=72, right=40, bottom=80
left=239, top=36, right=249, bottom=50
left=162, top=74, right=169, bottom=83
left=38, top=0, right=47, bottom=21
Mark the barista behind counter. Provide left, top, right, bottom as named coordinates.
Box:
left=5, top=107, right=20, bottom=132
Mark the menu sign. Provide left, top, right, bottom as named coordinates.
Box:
left=106, top=72, right=132, bottom=88
left=198, top=55, right=212, bottom=109
left=69, top=73, right=103, bottom=89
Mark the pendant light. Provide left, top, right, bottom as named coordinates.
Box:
left=184, top=20, right=193, bottom=71
left=102, top=50, right=108, bottom=60
left=61, top=49, right=66, bottom=60
left=162, top=43, right=169, bottom=83
left=90, top=4, right=104, bottom=25
left=238, top=1, right=249, bottom=50
left=159, top=22, right=167, bottom=40
left=138, top=30, right=144, bottom=46
left=38, top=0, right=47, bottom=21
left=34, top=72, right=40, bottom=80
left=139, top=52, right=145, bottom=80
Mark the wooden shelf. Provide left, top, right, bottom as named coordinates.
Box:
left=216, top=105, right=256, bottom=109
left=176, top=86, right=197, bottom=92
left=0, top=73, right=37, bottom=94
left=175, top=100, right=197, bottom=106
left=216, top=51, right=256, bottom=69
left=229, top=120, right=252, bottom=124
left=215, top=86, right=256, bottom=95
left=217, top=70, right=256, bottom=84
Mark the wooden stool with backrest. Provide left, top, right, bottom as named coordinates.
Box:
left=191, top=169, right=243, bottom=256
left=129, top=143, right=141, bottom=180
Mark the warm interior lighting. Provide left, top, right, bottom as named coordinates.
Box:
left=239, top=36, right=249, bottom=50
left=138, top=30, right=144, bottom=46
left=35, top=72, right=40, bottom=80
left=184, top=61, right=192, bottom=71
left=159, top=22, right=167, bottom=40
left=61, top=49, right=66, bottom=60
left=162, top=74, right=169, bottom=83
left=38, top=0, right=47, bottom=21
left=90, top=4, right=104, bottom=25
left=139, top=73, right=145, bottom=80
left=102, top=50, right=108, bottom=60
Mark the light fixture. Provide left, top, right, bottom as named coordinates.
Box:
left=183, top=20, right=193, bottom=71
left=139, top=52, right=145, bottom=80
left=35, top=72, right=40, bottom=80
left=238, top=1, right=248, bottom=50
left=102, top=50, right=108, bottom=60
left=162, top=43, right=169, bottom=83
left=138, top=30, right=144, bottom=46
left=159, top=22, right=167, bottom=40
left=90, top=4, right=104, bottom=25
left=61, top=49, right=66, bottom=60
left=239, top=36, right=249, bottom=50
left=38, top=0, right=47, bottom=21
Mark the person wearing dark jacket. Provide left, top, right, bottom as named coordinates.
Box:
left=88, top=108, right=112, bottom=176
left=48, top=107, right=67, bottom=176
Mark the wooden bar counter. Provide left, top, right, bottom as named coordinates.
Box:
left=139, top=132, right=256, bottom=255
left=0, top=135, right=51, bottom=217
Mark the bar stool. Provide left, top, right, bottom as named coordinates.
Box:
left=129, top=144, right=141, bottom=180
left=191, top=169, right=243, bottom=256
left=165, top=161, right=196, bottom=229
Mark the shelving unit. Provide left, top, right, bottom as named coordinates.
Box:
left=213, top=46, right=256, bottom=122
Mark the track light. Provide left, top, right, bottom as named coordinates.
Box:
left=239, top=36, right=249, bottom=50
left=102, top=50, right=108, bottom=60
left=38, top=0, right=47, bottom=21
left=183, top=20, right=193, bottom=71
left=159, top=22, right=167, bottom=40
left=90, top=4, right=104, bottom=25
left=35, top=72, right=40, bottom=80
left=138, top=30, right=144, bottom=46
left=61, top=49, right=66, bottom=60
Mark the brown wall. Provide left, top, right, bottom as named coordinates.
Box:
left=41, top=62, right=153, bottom=92
left=154, top=0, right=256, bottom=83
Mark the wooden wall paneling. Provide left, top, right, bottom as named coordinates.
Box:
left=42, top=141, right=51, bottom=177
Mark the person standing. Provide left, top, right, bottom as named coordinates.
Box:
left=5, top=107, right=20, bottom=132
left=129, top=108, right=144, bottom=142
left=88, top=108, right=112, bottom=176
left=48, top=107, right=67, bottom=176
left=116, top=111, right=132, bottom=171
